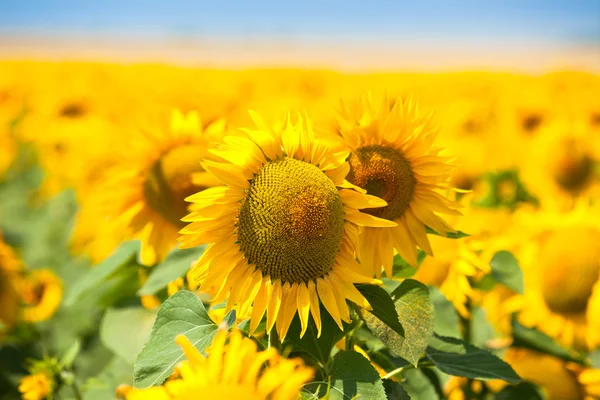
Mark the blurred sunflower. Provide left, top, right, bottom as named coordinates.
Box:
left=21, top=269, right=63, bottom=323
left=180, top=112, right=395, bottom=339
left=18, top=372, right=53, bottom=400
left=73, top=109, right=226, bottom=265
left=122, top=329, right=314, bottom=400
left=414, top=206, right=519, bottom=318
left=514, top=204, right=600, bottom=351
left=521, top=120, right=600, bottom=211
left=337, top=95, right=461, bottom=277
left=16, top=63, right=123, bottom=198
left=0, top=234, right=22, bottom=335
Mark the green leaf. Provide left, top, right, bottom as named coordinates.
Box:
left=284, top=306, right=348, bottom=367
left=65, top=241, right=140, bottom=306
left=137, top=246, right=206, bottom=296
left=390, top=251, right=426, bottom=279
left=590, top=350, right=600, bottom=368
left=511, top=319, right=586, bottom=363
left=426, top=335, right=521, bottom=383
left=328, top=351, right=386, bottom=400
left=133, top=290, right=218, bottom=388
left=100, top=307, right=157, bottom=365
left=402, top=369, right=439, bottom=400
left=383, top=380, right=411, bottom=399
left=426, top=226, right=470, bottom=239
left=490, top=251, right=524, bottom=294
left=357, top=284, right=404, bottom=337
left=494, top=382, right=543, bottom=400
left=389, top=279, right=435, bottom=366
left=430, top=287, right=461, bottom=339
left=59, top=340, right=81, bottom=369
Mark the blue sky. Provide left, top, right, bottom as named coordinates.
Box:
left=1, top=0, right=599, bottom=45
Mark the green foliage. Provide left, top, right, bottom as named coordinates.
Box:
left=390, top=280, right=436, bottom=366
left=357, top=284, right=405, bottom=337
left=382, top=380, right=412, bottom=399
left=473, top=169, right=538, bottom=209
left=389, top=251, right=426, bottom=279
left=284, top=306, right=349, bottom=368
left=358, top=281, right=435, bottom=367
left=137, top=246, right=206, bottom=296
left=430, top=287, right=461, bottom=339
left=490, top=250, right=524, bottom=294
left=402, top=369, right=439, bottom=400
left=65, top=241, right=141, bottom=307
left=326, top=351, right=386, bottom=400
left=494, top=382, right=543, bottom=400
left=133, top=290, right=220, bottom=388
left=511, top=319, right=587, bottom=363
left=426, top=226, right=470, bottom=239
left=426, top=335, right=521, bottom=383
left=100, top=307, right=157, bottom=365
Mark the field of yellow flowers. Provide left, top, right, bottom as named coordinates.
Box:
left=1, top=61, right=600, bottom=400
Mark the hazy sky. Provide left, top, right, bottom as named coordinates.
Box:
left=1, top=0, right=599, bottom=45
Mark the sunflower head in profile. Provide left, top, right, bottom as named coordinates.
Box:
left=179, top=112, right=396, bottom=339
left=73, top=109, right=226, bottom=265
left=336, top=95, right=461, bottom=277
left=514, top=204, right=600, bottom=351
left=122, top=329, right=314, bottom=400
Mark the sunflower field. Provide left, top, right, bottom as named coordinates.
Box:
left=1, top=61, right=600, bottom=400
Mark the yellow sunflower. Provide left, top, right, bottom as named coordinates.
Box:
left=414, top=206, right=519, bottom=318
left=18, top=372, right=53, bottom=400
left=122, top=329, right=314, bottom=400
left=520, top=119, right=599, bottom=211
left=180, top=112, right=395, bottom=339
left=73, top=109, right=226, bottom=265
left=21, top=269, right=63, bottom=323
left=514, top=203, right=600, bottom=351
left=0, top=234, right=23, bottom=335
left=336, top=95, right=461, bottom=276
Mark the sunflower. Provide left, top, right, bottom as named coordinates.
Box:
left=18, top=372, right=53, bottom=400
left=21, top=269, right=63, bottom=323
left=122, top=329, right=314, bottom=400
left=336, top=95, right=461, bottom=276
left=413, top=206, right=519, bottom=318
left=180, top=112, right=395, bottom=339
left=520, top=119, right=599, bottom=211
left=495, top=348, right=587, bottom=400
left=73, top=109, right=226, bottom=265
left=0, top=234, right=22, bottom=335
left=514, top=204, right=600, bottom=351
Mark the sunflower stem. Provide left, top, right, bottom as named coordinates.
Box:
left=459, top=298, right=475, bottom=400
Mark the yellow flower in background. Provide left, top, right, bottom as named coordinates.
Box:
left=21, top=269, right=62, bottom=322
left=73, top=109, right=227, bottom=265
left=18, top=372, right=53, bottom=400
left=497, top=348, right=585, bottom=400
left=180, top=112, right=394, bottom=339
left=124, top=330, right=314, bottom=400
left=571, top=366, right=600, bottom=400
left=520, top=119, right=599, bottom=211
left=337, top=95, right=461, bottom=277
left=514, top=204, right=600, bottom=351
left=0, top=234, right=23, bottom=334
left=414, top=206, right=519, bottom=318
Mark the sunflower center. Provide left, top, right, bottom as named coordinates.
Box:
left=347, top=145, right=415, bottom=220
left=552, top=144, right=594, bottom=194
left=237, top=158, right=345, bottom=284
left=59, top=102, right=87, bottom=118
left=143, top=144, right=207, bottom=228
left=539, top=227, right=600, bottom=316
